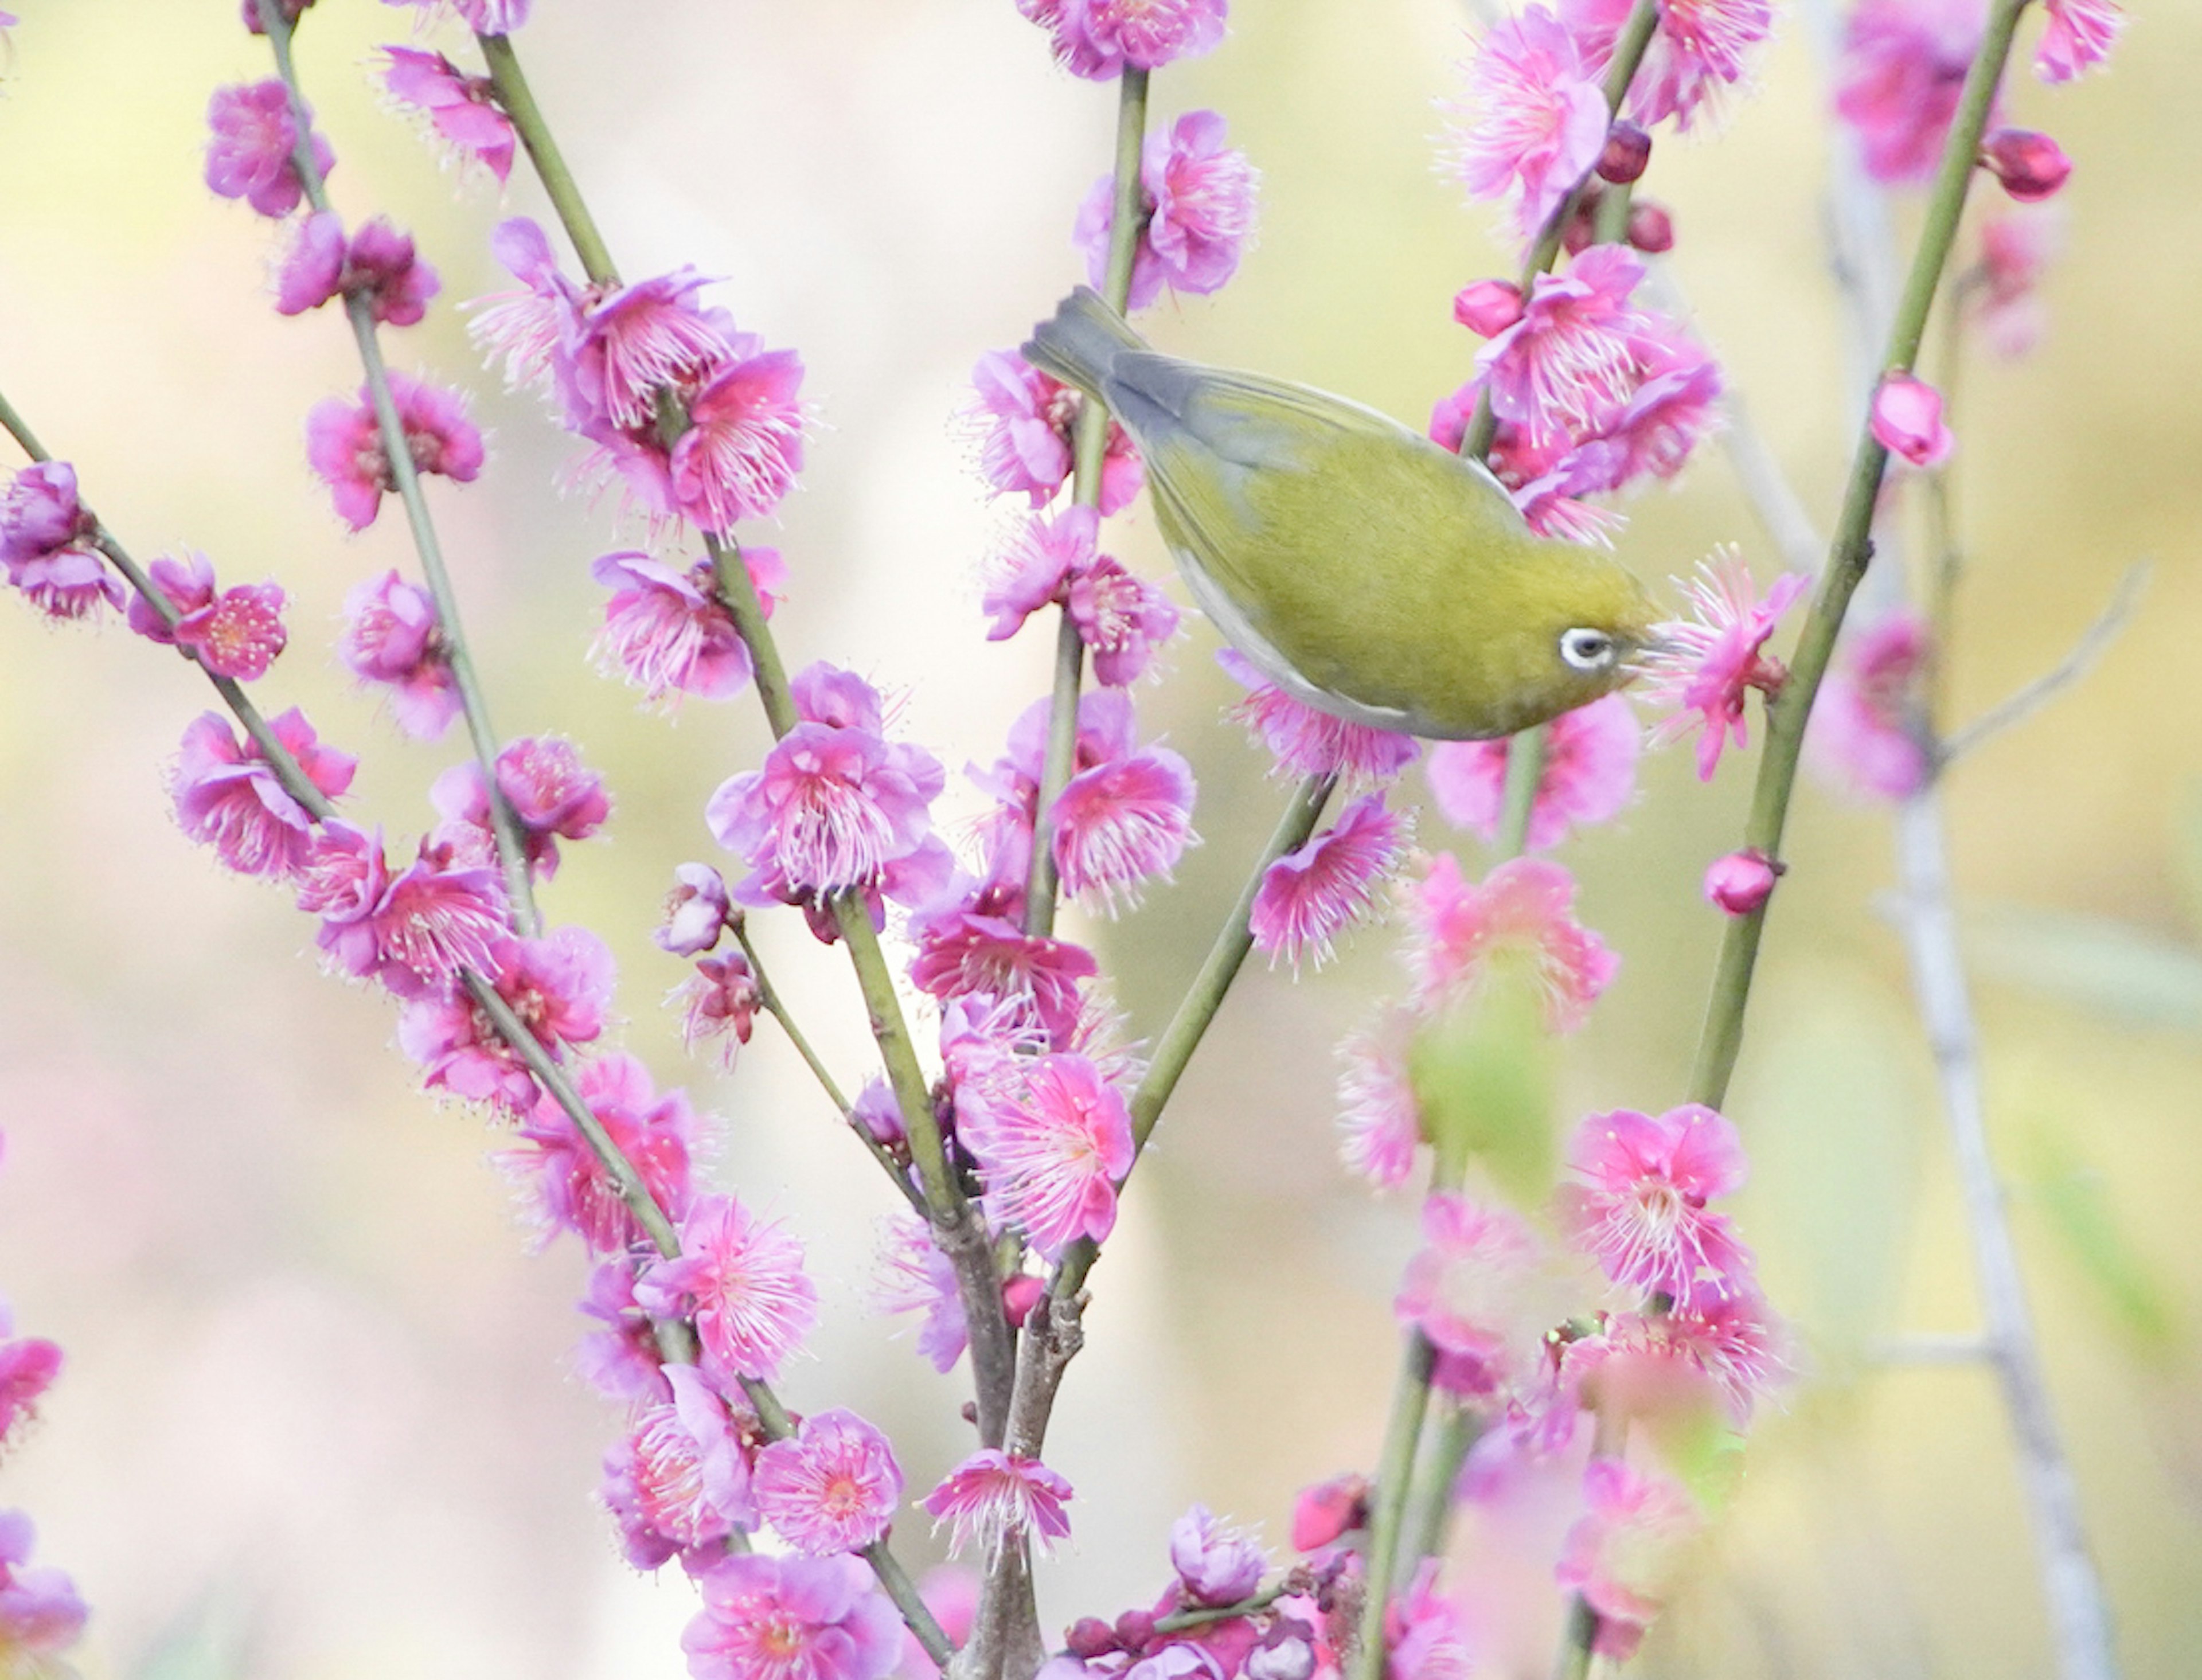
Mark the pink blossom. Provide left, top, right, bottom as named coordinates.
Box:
left=307, top=830, right=507, bottom=998
left=1637, top=549, right=1808, bottom=779
left=1051, top=739, right=1197, bottom=911
left=674, top=952, right=764, bottom=1066
left=431, top=737, right=611, bottom=882
left=1559, top=1103, right=1754, bottom=1308
left=1069, top=558, right=1180, bottom=686
left=1870, top=369, right=1955, bottom=468
left=591, top=548, right=777, bottom=706
left=958, top=1053, right=1134, bottom=1260
left=176, top=583, right=288, bottom=681
left=1564, top=0, right=1775, bottom=132
left=1425, top=694, right=1639, bottom=852
left=872, top=1212, right=969, bottom=1375
left=569, top=268, right=735, bottom=432
left=1022, top=0, right=1228, bottom=79
left=983, top=507, right=1177, bottom=682
left=1385, top=1560, right=1473, bottom=1680
left=1406, top=854, right=1617, bottom=1033
left=0, top=1511, right=87, bottom=1671
left=277, top=213, right=439, bottom=325
left=1980, top=128, right=2072, bottom=202
left=171, top=708, right=354, bottom=880
left=0, top=1303, right=60, bottom=1450
left=306, top=372, right=484, bottom=531
left=0, top=463, right=95, bottom=571
left=205, top=80, right=333, bottom=219
left=275, top=211, right=346, bottom=316
left=1565, top=1288, right=1787, bottom=1425
left=508, top=1053, right=699, bottom=1256
left=1444, top=7, right=1608, bottom=239
left=1077, top=111, right=1256, bottom=311
left=1290, top=1474, right=1369, bottom=1552
left=908, top=890, right=1096, bottom=1052
left=1336, top=1032, right=1422, bottom=1190
left=339, top=569, right=459, bottom=738
left=470, top=217, right=588, bottom=401
left=1702, top=847, right=1780, bottom=915
left=603, top=1361, right=757, bottom=1570
left=2036, top=0, right=2123, bottom=81
left=1969, top=208, right=2061, bottom=358
left=639, top=1194, right=819, bottom=1384
left=1251, top=794, right=1408, bottom=971
left=9, top=544, right=125, bottom=622
left=686, top=1553, right=904, bottom=1680
left=1169, top=1506, right=1266, bottom=1607
left=1477, top=245, right=1648, bottom=451
left=1809, top=608, right=1934, bottom=799
left=754, top=1409, right=904, bottom=1556
left=1395, top=1194, right=1547, bottom=1398
left=381, top=46, right=517, bottom=183
left=658, top=864, right=734, bottom=957
left=575, top=1261, right=666, bottom=1404
left=1452, top=279, right=1525, bottom=337
left=397, top=925, right=614, bottom=1109
left=1217, top=650, right=1419, bottom=783
left=1553, top=1460, right=1702, bottom=1661
left=961, top=350, right=1143, bottom=514
left=126, top=550, right=215, bottom=642
left=921, top=1449, right=1074, bottom=1557
left=671, top=349, right=807, bottom=534
left=1834, top=0, right=1985, bottom=186
left=982, top=505, right=1100, bottom=640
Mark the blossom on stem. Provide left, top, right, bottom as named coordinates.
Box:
left=0, top=1511, right=88, bottom=1673
left=1443, top=6, right=1609, bottom=240
left=205, top=80, right=333, bottom=219
left=1565, top=1287, right=1788, bottom=1425
left=1290, top=1474, right=1369, bottom=1552
left=338, top=569, right=460, bottom=738
left=1563, top=0, right=1775, bottom=132
left=126, top=552, right=285, bottom=680
left=397, top=925, right=614, bottom=1109
left=658, top=863, right=733, bottom=957
left=670, top=348, right=808, bottom=534
left=872, top=1212, right=969, bottom=1375
left=961, top=350, right=1143, bottom=514
left=685, top=1553, right=903, bottom=1680
left=1335, top=1032, right=1422, bottom=1190
left=1553, top=1459, right=1703, bottom=1662
left=172, top=709, right=354, bottom=881
left=673, top=951, right=764, bottom=1066
left=1020, top=0, right=1228, bottom=79
left=306, top=373, right=484, bottom=531
left=958, top=1053, right=1134, bottom=1260
left=1477, top=245, right=1650, bottom=451
left=1636, top=548, right=1807, bottom=780
left=1050, top=739, right=1197, bottom=912
left=0, top=1304, right=60, bottom=1450
left=1426, top=693, right=1639, bottom=852
left=602, top=1361, right=756, bottom=1570
left=276, top=213, right=439, bottom=326
left=982, top=507, right=1177, bottom=683
left=575, top=1261, right=665, bottom=1404
left=1809, top=608, right=1934, bottom=799
left=753, top=1408, right=904, bottom=1556
left=380, top=46, right=517, bottom=183
left=1250, top=793, right=1408, bottom=971
left=1218, top=650, right=1419, bottom=783
left=570, top=267, right=735, bottom=432
left=1869, top=370, right=1955, bottom=468
left=638, top=1194, right=818, bottom=1384
left=908, top=886, right=1097, bottom=1052
left=304, top=827, right=506, bottom=998
left=1395, top=1194, right=1548, bottom=1398
left=1559, top=1103, right=1754, bottom=1308
left=591, top=548, right=778, bottom=706
left=1980, top=128, right=2071, bottom=202
left=1169, top=1506, right=1266, bottom=1607
left=921, top=1449, right=1074, bottom=1558
left=1834, top=0, right=1986, bottom=186
left=1076, top=111, right=1257, bottom=311
left=1406, top=853, right=1617, bottom=1032
left=1702, top=847, right=1780, bottom=915
left=2035, top=0, right=2123, bottom=82
left=506, top=1053, right=698, bottom=1256
left=0, top=464, right=96, bottom=572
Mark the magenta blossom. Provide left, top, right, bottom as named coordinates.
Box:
left=1703, top=847, right=1781, bottom=915
left=1477, top=244, right=1650, bottom=451
left=381, top=46, right=517, bottom=182
left=2036, top=0, right=2123, bottom=81
left=1216, top=650, right=1419, bottom=783
left=603, top=1361, right=756, bottom=1570
left=1870, top=370, right=1955, bottom=468
left=685, top=1553, right=904, bottom=1680
left=1559, top=1103, right=1754, bottom=1310
left=575, top=1261, right=666, bottom=1404
left=127, top=552, right=286, bottom=678
left=961, top=350, right=1143, bottom=514
left=126, top=550, right=214, bottom=642
left=1637, top=548, right=1807, bottom=779
left=1021, top=0, right=1228, bottom=79
left=171, top=708, right=354, bottom=880
left=507, top=1054, right=697, bottom=1256
left=872, top=1213, right=969, bottom=1375
left=1568, top=1287, right=1789, bottom=1425
left=397, top=925, right=614, bottom=1109
left=982, top=507, right=1177, bottom=683
left=670, top=347, right=807, bottom=534
left=1564, top=0, right=1775, bottom=132
left=1251, top=793, right=1409, bottom=971
left=638, top=1194, right=819, bottom=1385
left=276, top=213, right=439, bottom=326
left=205, top=79, right=333, bottom=218
left=1554, top=1460, right=1703, bottom=1661
left=1395, top=1194, right=1549, bottom=1398
left=922, top=1449, right=1074, bottom=1558
left=1981, top=128, right=2072, bottom=202
left=1077, top=110, right=1256, bottom=311
left=0, top=463, right=96, bottom=572
left=1426, top=693, right=1639, bottom=851
left=339, top=569, right=459, bottom=739
left=908, top=886, right=1098, bottom=1052
left=306, top=372, right=484, bottom=531
left=1405, top=853, right=1618, bottom=1033
left=673, top=951, right=764, bottom=1067
left=1169, top=1506, right=1266, bottom=1607
left=1809, top=608, right=1934, bottom=799
left=1835, top=0, right=1986, bottom=185
left=568, top=266, right=735, bottom=431
left=1050, top=737, right=1197, bottom=912
left=591, top=547, right=779, bottom=706
left=469, top=217, right=588, bottom=401
left=313, top=833, right=507, bottom=999
left=753, top=1408, right=905, bottom=1556
left=982, top=505, right=1100, bottom=640
left=431, top=736, right=611, bottom=882
left=0, top=1511, right=88, bottom=1673
left=1444, top=6, right=1609, bottom=239
left=958, top=1053, right=1135, bottom=1260
left=0, top=1303, right=59, bottom=1450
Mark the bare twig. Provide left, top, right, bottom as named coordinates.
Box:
left=1939, top=564, right=2148, bottom=762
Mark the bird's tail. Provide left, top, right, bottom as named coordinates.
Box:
left=1021, top=286, right=1146, bottom=403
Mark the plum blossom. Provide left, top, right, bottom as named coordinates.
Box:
left=639, top=1194, right=819, bottom=1384
left=685, top=1553, right=903, bottom=1680
left=431, top=736, right=610, bottom=882
left=1565, top=1288, right=1787, bottom=1425
left=1636, top=548, right=1807, bottom=779
left=1444, top=6, right=1609, bottom=239
left=591, top=547, right=780, bottom=706
left=1554, top=1460, right=1704, bottom=1661
left=1809, top=608, right=1934, bottom=799
left=961, top=350, right=1143, bottom=514
left=1834, top=0, right=1985, bottom=185
left=1980, top=128, right=2072, bottom=202
left=205, top=80, right=333, bottom=219
left=1335, top=1032, right=1422, bottom=1190
left=575, top=1261, right=666, bottom=1404
left=1395, top=1194, right=1550, bottom=1398
left=1169, top=1506, right=1266, bottom=1607
left=1477, top=245, right=1652, bottom=451
left=1426, top=694, right=1639, bottom=852
left=397, top=925, right=614, bottom=1109
left=908, top=884, right=1097, bottom=1052
left=172, top=708, right=354, bottom=881
left=982, top=507, right=1177, bottom=683
left=124, top=553, right=287, bottom=679
left=508, top=1053, right=699, bottom=1256
left=338, top=569, right=459, bottom=738
left=0, top=1304, right=59, bottom=1451
left=673, top=951, right=764, bottom=1066
left=753, top=1409, right=905, bottom=1556
left=1251, top=794, right=1409, bottom=971
left=1218, top=650, right=1419, bottom=783
left=602, top=1362, right=756, bottom=1570
left=470, top=218, right=588, bottom=401
left=2035, top=0, right=2123, bottom=82
left=1076, top=111, right=1257, bottom=311
left=306, top=372, right=484, bottom=531
left=302, top=826, right=506, bottom=998
left=1870, top=370, right=1955, bottom=468
left=0, top=1511, right=88, bottom=1675
left=872, top=1213, right=969, bottom=1375
left=1290, top=1475, right=1369, bottom=1552
left=0, top=467, right=124, bottom=619
left=1559, top=1103, right=1754, bottom=1309
left=381, top=46, right=517, bottom=182
left=1405, top=854, right=1618, bottom=1032
left=569, top=267, right=735, bottom=432
left=957, top=1053, right=1134, bottom=1260
left=1020, top=0, right=1228, bottom=80
left=1563, top=0, right=1775, bottom=132
left=1702, top=847, right=1780, bottom=915
left=276, top=213, right=440, bottom=326
left=922, top=1450, right=1074, bottom=1558
left=657, top=862, right=732, bottom=956
left=670, top=347, right=808, bottom=533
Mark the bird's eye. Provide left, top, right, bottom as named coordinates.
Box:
left=1558, top=627, right=1617, bottom=673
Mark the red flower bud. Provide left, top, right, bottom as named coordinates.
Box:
left=1067, top=1619, right=1118, bottom=1658
left=1596, top=120, right=1653, bottom=185
left=1290, top=1472, right=1371, bottom=1551
left=1980, top=128, right=2072, bottom=202
left=1451, top=278, right=1525, bottom=337
left=1704, top=848, right=1784, bottom=915
left=1001, top=1272, right=1046, bottom=1327
left=1626, top=201, right=1676, bottom=254
left=1114, top=1611, right=1157, bottom=1653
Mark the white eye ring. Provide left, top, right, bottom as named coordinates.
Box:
left=1559, top=627, right=1617, bottom=673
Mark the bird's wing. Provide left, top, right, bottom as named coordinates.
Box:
left=1104, top=354, right=1376, bottom=472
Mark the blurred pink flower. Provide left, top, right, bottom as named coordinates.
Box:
left=1559, top=1103, right=1754, bottom=1308
left=1870, top=370, right=1955, bottom=467
left=381, top=46, right=517, bottom=183
left=872, top=1212, right=969, bottom=1375
left=1336, top=1033, right=1421, bottom=1190
left=339, top=569, right=459, bottom=738
left=1251, top=793, right=1408, bottom=970
left=1981, top=127, right=2071, bottom=201
left=685, top=1553, right=903, bottom=1680
left=205, top=79, right=332, bottom=218
left=1406, top=854, right=1618, bottom=1032
left=2035, top=0, right=2123, bottom=82
left=1834, top=0, right=1985, bottom=185
left=0, top=1511, right=87, bottom=1671
left=1809, top=608, right=1934, bottom=799
left=1554, top=1460, right=1702, bottom=1661
left=1444, top=6, right=1609, bottom=239
left=1021, top=0, right=1227, bottom=79
left=1395, top=1194, right=1545, bottom=1398
left=1564, top=0, right=1775, bottom=132
left=0, top=1304, right=59, bottom=1450
left=1426, top=693, right=1639, bottom=851
left=1170, top=1506, right=1266, bottom=1607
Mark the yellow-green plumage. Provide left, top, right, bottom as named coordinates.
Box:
left=1022, top=288, right=1656, bottom=741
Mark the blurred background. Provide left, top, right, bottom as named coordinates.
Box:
left=0, top=0, right=2196, bottom=1675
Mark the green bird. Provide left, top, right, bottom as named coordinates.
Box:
left=1022, top=287, right=1658, bottom=741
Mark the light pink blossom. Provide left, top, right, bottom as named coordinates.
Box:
left=1050, top=740, right=1198, bottom=911
left=685, top=1553, right=904, bottom=1680
left=0, top=1511, right=87, bottom=1673
left=1834, top=0, right=1986, bottom=186
left=1336, top=1032, right=1422, bottom=1190
left=1077, top=110, right=1256, bottom=311
left=657, top=862, right=733, bottom=956
left=1553, top=1460, right=1703, bottom=1661
left=922, top=1450, right=1074, bottom=1557
left=397, top=925, right=614, bottom=1109
left=1251, top=794, right=1408, bottom=971
left=0, top=463, right=95, bottom=572
left=1426, top=694, right=1639, bottom=852
left=639, top=1194, right=819, bottom=1384
left=1565, top=1287, right=1787, bottom=1424
left=671, top=348, right=807, bottom=534
left=2035, top=0, right=2123, bottom=83
left=1169, top=1506, right=1266, bottom=1607
left=872, top=1212, right=969, bottom=1376
left=1477, top=245, right=1649, bottom=451
left=1637, top=548, right=1807, bottom=779
left=1405, top=854, right=1617, bottom=1033
left=1218, top=650, right=1419, bottom=783
left=674, top=951, right=764, bottom=1066
left=603, top=1361, right=756, bottom=1570
left=339, top=569, right=459, bottom=738
left=569, top=267, right=735, bottom=432
left=591, top=548, right=779, bottom=706
left=1809, top=608, right=1934, bottom=799
left=753, top=1409, right=904, bottom=1556
left=958, top=1053, right=1134, bottom=1260
left=171, top=708, right=354, bottom=880
left=1564, top=0, right=1775, bottom=132
left=961, top=350, right=1144, bottom=514
left=1395, top=1194, right=1547, bottom=1397
left=1444, top=7, right=1610, bottom=239
left=380, top=46, right=517, bottom=182
left=1559, top=1103, right=1754, bottom=1308
left=1021, top=0, right=1228, bottom=79
left=306, top=830, right=507, bottom=998
left=1702, top=847, right=1780, bottom=915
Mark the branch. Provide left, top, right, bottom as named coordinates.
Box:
left=1939, top=564, right=2148, bottom=763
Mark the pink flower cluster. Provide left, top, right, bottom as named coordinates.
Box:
left=1074, top=110, right=1259, bottom=311
left=0, top=463, right=124, bottom=623
left=128, top=549, right=290, bottom=682
left=983, top=506, right=1179, bottom=687
left=1017, top=0, right=1228, bottom=79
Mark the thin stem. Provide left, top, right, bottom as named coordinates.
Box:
left=731, top=922, right=853, bottom=1117
left=255, top=0, right=540, bottom=935
left=474, top=33, right=621, bottom=289
left=1154, top=1583, right=1291, bottom=1635
left=1026, top=66, right=1151, bottom=937
left=1348, top=1334, right=1438, bottom=1680
left=1496, top=726, right=1548, bottom=858
left=1685, top=0, right=2030, bottom=1111
left=1399, top=1402, right=1478, bottom=1567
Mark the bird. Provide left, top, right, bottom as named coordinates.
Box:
left=1021, top=287, right=1657, bottom=741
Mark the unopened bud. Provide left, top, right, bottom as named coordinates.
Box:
left=1626, top=201, right=1676, bottom=254
left=1113, top=1611, right=1156, bottom=1653
left=1451, top=279, right=1524, bottom=338
left=1596, top=120, right=1652, bottom=185
left=1247, top=1639, right=1316, bottom=1680
left=1704, top=848, right=1784, bottom=916
left=1002, top=1272, right=1046, bottom=1327
left=1981, top=128, right=2072, bottom=202
left=1560, top=186, right=1604, bottom=255
left=1066, top=1619, right=1118, bottom=1659
left=1870, top=370, right=1955, bottom=468
left=1290, top=1472, right=1371, bottom=1551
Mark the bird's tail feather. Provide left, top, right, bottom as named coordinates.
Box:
left=1021, top=286, right=1146, bottom=403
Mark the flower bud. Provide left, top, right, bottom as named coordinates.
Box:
left=1002, top=1272, right=1046, bottom=1327
left=1247, top=1639, right=1317, bottom=1680
left=1704, top=848, right=1783, bottom=915
left=1626, top=201, right=1675, bottom=254
left=1290, top=1472, right=1370, bottom=1551
left=1870, top=370, right=1955, bottom=468
left=655, top=862, right=731, bottom=955
left=1066, top=1619, right=1118, bottom=1659
left=1559, top=186, right=1603, bottom=255
left=1980, top=128, right=2072, bottom=202
left=1452, top=279, right=1525, bottom=338
left=1113, top=1611, right=1157, bottom=1653
left=1596, top=120, right=1652, bottom=185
